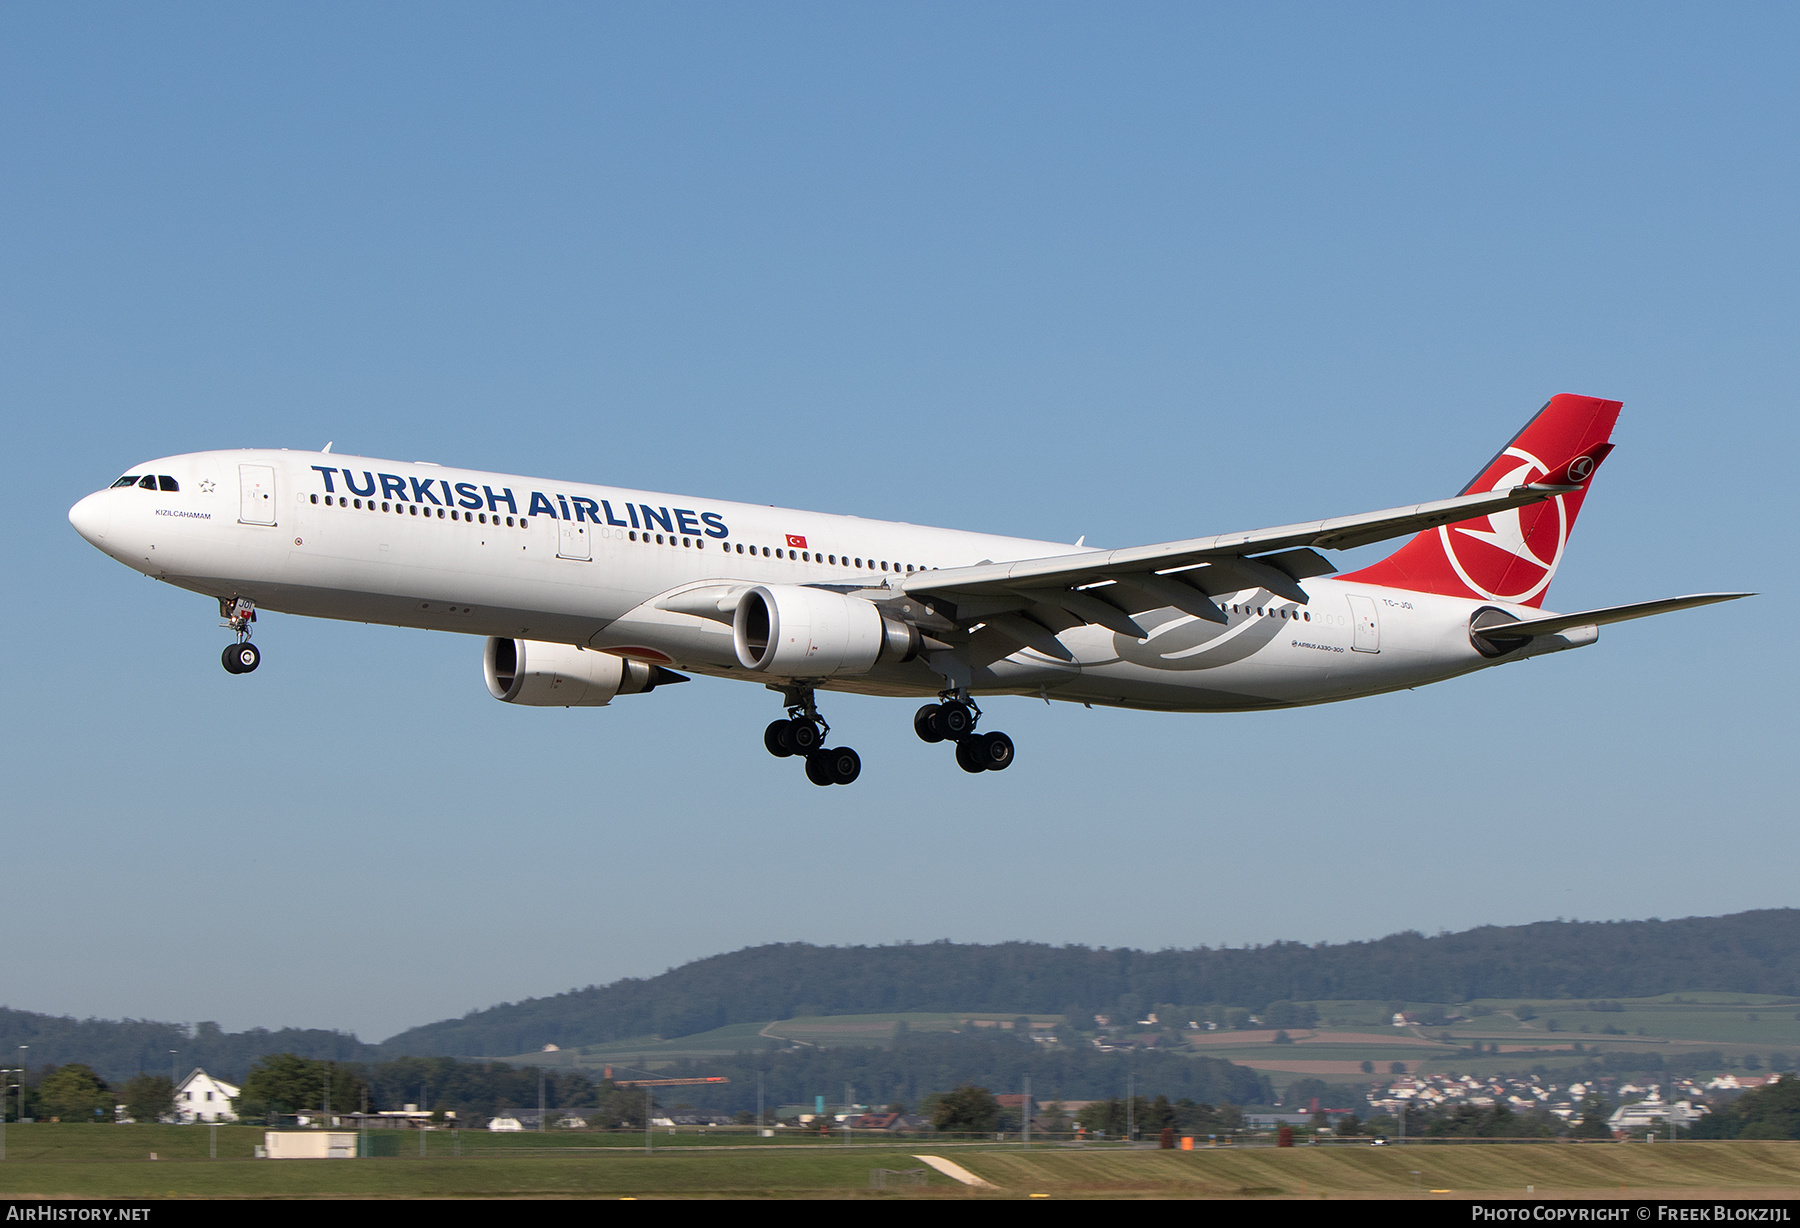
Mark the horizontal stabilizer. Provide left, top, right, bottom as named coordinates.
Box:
left=1480, top=592, right=1752, bottom=639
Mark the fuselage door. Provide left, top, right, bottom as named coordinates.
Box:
left=557, top=519, right=591, bottom=561
left=238, top=465, right=276, bottom=525
left=1348, top=594, right=1380, bottom=653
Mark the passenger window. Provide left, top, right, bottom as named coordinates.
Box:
left=138, top=475, right=157, bottom=489
left=111, top=476, right=138, bottom=488
left=158, top=476, right=179, bottom=491
left=409, top=505, right=418, bottom=516
left=762, top=547, right=770, bottom=557
left=479, top=513, right=487, bottom=524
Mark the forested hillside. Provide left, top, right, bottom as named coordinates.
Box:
left=9, top=909, right=1798, bottom=1080
left=0, top=1011, right=381, bottom=1085
left=381, top=909, right=1800, bottom=1055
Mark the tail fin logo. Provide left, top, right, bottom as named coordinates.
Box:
left=1339, top=394, right=1619, bottom=608
left=1441, top=447, right=1567, bottom=604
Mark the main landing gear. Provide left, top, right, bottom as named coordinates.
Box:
left=763, top=686, right=861, bottom=786
left=219, top=597, right=260, bottom=675
left=914, top=694, right=1014, bottom=773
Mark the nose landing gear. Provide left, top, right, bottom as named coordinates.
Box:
left=763, top=685, right=861, bottom=785
left=219, top=597, right=260, bottom=674
left=222, top=642, right=261, bottom=674
left=915, top=694, right=1014, bottom=773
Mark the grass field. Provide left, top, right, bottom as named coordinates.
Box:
left=0, top=1127, right=1795, bottom=1198
left=1180, top=994, right=1800, bottom=1082
left=495, top=1012, right=1065, bottom=1069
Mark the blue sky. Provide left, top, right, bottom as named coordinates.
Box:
left=2, top=3, right=1791, bottom=1042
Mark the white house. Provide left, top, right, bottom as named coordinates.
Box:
left=174, top=1068, right=240, bottom=1123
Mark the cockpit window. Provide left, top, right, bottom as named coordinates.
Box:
left=158, top=475, right=179, bottom=491
left=112, top=476, right=139, bottom=488
left=138, top=475, right=157, bottom=489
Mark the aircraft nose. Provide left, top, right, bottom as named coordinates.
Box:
left=69, top=491, right=111, bottom=546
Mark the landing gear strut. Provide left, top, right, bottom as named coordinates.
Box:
left=914, top=693, right=1014, bottom=773
left=219, top=597, right=260, bottom=674
left=763, top=685, right=860, bottom=785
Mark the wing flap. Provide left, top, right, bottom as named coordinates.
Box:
left=904, top=482, right=1575, bottom=604
left=902, top=482, right=1576, bottom=641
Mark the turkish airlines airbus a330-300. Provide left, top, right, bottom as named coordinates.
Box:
left=69, top=394, right=1747, bottom=785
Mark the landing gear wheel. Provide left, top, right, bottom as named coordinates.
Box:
left=954, top=737, right=989, bottom=773
left=913, top=704, right=946, bottom=743
left=786, top=717, right=823, bottom=754
left=764, top=720, right=797, bottom=758
left=820, top=747, right=860, bottom=785
left=940, top=701, right=975, bottom=739
left=222, top=642, right=260, bottom=674
left=978, top=731, right=1014, bottom=771
left=804, top=750, right=836, bottom=786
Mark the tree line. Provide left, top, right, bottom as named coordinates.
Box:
left=610, top=1028, right=1272, bottom=1115
left=3, top=1029, right=1274, bottom=1124
left=1, top=1065, right=175, bottom=1124
left=0, top=1011, right=378, bottom=1086
left=1690, top=1077, right=1800, bottom=1140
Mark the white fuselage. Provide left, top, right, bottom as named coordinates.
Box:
left=68, top=449, right=1593, bottom=712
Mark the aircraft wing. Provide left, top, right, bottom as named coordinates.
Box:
left=898, top=482, right=1579, bottom=634
left=1474, top=593, right=1753, bottom=640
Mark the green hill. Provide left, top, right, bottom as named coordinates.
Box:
left=379, top=909, right=1800, bottom=1056
left=0, top=1012, right=380, bottom=1086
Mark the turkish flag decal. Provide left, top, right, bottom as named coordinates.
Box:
left=785, top=534, right=807, bottom=549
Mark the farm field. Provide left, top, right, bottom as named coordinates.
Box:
left=493, top=1012, right=1064, bottom=1069
left=473, top=995, right=1800, bottom=1085
left=0, top=1127, right=1796, bottom=1198
left=1176, top=995, right=1800, bottom=1082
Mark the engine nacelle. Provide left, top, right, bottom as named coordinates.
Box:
left=732, top=585, right=920, bottom=677
left=484, top=638, right=681, bottom=706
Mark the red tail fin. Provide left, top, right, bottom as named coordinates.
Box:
left=1340, top=394, right=1622, bottom=608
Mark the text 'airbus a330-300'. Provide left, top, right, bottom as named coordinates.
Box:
left=69, top=394, right=1748, bottom=785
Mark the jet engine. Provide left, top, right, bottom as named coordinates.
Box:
left=484, top=638, right=685, bottom=706
left=732, top=585, right=920, bottom=677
